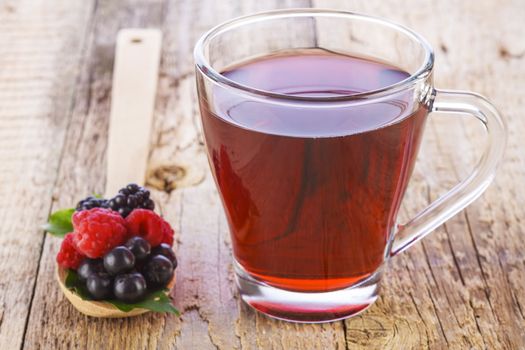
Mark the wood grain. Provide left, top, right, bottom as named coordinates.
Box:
left=22, top=1, right=167, bottom=349
left=0, top=0, right=523, bottom=349
left=0, top=1, right=95, bottom=349
left=105, top=28, right=162, bottom=196
left=311, top=1, right=525, bottom=349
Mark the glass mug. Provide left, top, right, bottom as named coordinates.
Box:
left=194, top=9, right=506, bottom=323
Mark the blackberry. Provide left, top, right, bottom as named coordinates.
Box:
left=107, top=183, right=154, bottom=218
left=75, top=196, right=108, bottom=212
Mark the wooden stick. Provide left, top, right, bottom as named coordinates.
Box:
left=105, top=29, right=162, bottom=197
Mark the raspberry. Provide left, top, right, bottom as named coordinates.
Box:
left=56, top=233, right=85, bottom=269
left=125, top=209, right=174, bottom=247
left=160, top=226, right=174, bottom=246
left=72, top=208, right=128, bottom=258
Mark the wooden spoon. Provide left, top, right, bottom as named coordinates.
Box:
left=57, top=28, right=169, bottom=318
left=57, top=267, right=175, bottom=318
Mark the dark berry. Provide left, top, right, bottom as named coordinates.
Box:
left=114, top=194, right=126, bottom=206
left=103, top=246, right=135, bottom=275
left=118, top=207, right=131, bottom=218
left=75, top=196, right=108, bottom=212
left=107, top=199, right=116, bottom=210
left=86, top=273, right=113, bottom=300
left=77, top=259, right=104, bottom=281
left=127, top=183, right=140, bottom=193
left=134, top=192, right=144, bottom=203
left=127, top=195, right=138, bottom=208
left=125, top=237, right=151, bottom=261
left=114, top=273, right=147, bottom=303
left=143, top=255, right=174, bottom=288
left=151, top=243, right=177, bottom=268
left=144, top=199, right=155, bottom=210
left=108, top=184, right=155, bottom=218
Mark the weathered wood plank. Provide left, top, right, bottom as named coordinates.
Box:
left=13, top=0, right=525, bottom=349
left=23, top=0, right=344, bottom=349
left=312, top=0, right=525, bottom=349
left=22, top=1, right=167, bottom=349
left=0, top=1, right=95, bottom=349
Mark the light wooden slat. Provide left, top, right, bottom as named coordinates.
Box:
left=0, top=1, right=95, bottom=349
left=105, top=29, right=162, bottom=196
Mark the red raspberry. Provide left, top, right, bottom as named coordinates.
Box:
left=72, top=208, right=127, bottom=258
left=159, top=220, right=175, bottom=246
left=125, top=209, right=174, bottom=247
left=56, top=233, right=85, bottom=269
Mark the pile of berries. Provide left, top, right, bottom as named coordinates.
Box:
left=75, top=184, right=155, bottom=218
left=57, top=184, right=177, bottom=303
left=77, top=240, right=176, bottom=302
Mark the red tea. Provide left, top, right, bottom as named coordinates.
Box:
left=200, top=50, right=427, bottom=292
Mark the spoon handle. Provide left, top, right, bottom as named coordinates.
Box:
left=105, top=29, right=162, bottom=197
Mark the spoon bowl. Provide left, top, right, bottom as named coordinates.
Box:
left=57, top=266, right=175, bottom=318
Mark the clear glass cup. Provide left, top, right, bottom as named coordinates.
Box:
left=194, top=9, right=506, bottom=323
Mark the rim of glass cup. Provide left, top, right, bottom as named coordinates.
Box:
left=194, top=9, right=435, bottom=102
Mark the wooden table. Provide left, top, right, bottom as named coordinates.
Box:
left=1, top=0, right=523, bottom=349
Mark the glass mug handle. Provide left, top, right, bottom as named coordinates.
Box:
left=391, top=89, right=507, bottom=256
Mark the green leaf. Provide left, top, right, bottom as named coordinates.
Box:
left=109, top=290, right=179, bottom=315
left=65, top=270, right=179, bottom=315
left=43, top=208, right=74, bottom=237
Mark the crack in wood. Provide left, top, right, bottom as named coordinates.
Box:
left=420, top=234, right=465, bottom=334
left=426, top=288, right=450, bottom=347
left=442, top=222, right=466, bottom=285
left=463, top=212, right=498, bottom=320
left=469, top=299, right=488, bottom=349
left=499, top=46, right=525, bottom=59
left=497, top=255, right=525, bottom=321
left=342, top=320, right=349, bottom=350
left=409, top=292, right=431, bottom=349
left=0, top=302, right=4, bottom=331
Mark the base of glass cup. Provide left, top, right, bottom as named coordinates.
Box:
left=234, top=260, right=381, bottom=323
